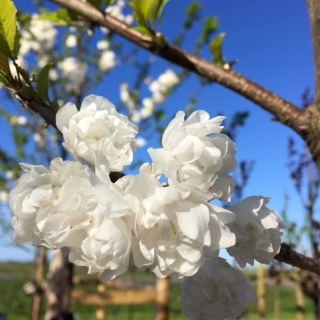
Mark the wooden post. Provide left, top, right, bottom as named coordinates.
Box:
left=45, top=250, right=74, bottom=320
left=31, top=248, right=47, bottom=320
left=293, top=267, right=305, bottom=320
left=96, top=282, right=106, bottom=320
left=156, top=277, right=169, bottom=320
left=257, top=264, right=266, bottom=320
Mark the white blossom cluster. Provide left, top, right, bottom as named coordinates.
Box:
left=97, top=40, right=117, bottom=72
left=9, top=95, right=285, bottom=319
left=119, top=69, right=180, bottom=123
left=19, top=14, right=57, bottom=69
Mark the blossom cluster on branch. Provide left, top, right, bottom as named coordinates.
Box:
left=9, top=94, right=285, bottom=320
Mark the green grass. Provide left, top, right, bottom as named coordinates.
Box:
left=0, top=262, right=316, bottom=320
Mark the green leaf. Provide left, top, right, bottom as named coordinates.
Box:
left=16, top=13, right=32, bottom=26
left=36, top=64, right=53, bottom=102
left=0, top=0, right=18, bottom=59
left=209, top=32, right=225, bottom=66
left=0, top=52, right=10, bottom=75
left=148, top=0, right=168, bottom=24
left=15, top=65, right=32, bottom=86
left=129, top=0, right=153, bottom=27
left=104, top=0, right=116, bottom=6
left=131, top=25, right=152, bottom=35
left=0, top=70, right=9, bottom=88
left=38, top=8, right=75, bottom=26
left=89, top=0, right=102, bottom=8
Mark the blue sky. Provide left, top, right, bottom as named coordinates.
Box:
left=0, top=0, right=314, bottom=261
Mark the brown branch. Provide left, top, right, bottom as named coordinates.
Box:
left=306, top=0, right=320, bottom=111
left=25, top=99, right=57, bottom=130
left=51, top=0, right=306, bottom=136
left=275, top=243, right=320, bottom=276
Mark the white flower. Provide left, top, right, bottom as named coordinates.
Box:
left=49, top=69, right=58, bottom=81
left=9, top=156, right=133, bottom=280
left=58, top=57, right=87, bottom=81
left=120, top=83, right=136, bottom=110
left=99, top=51, right=117, bottom=72
left=65, top=34, right=77, bottom=48
left=227, top=196, right=285, bottom=267
left=181, top=257, right=256, bottom=320
left=118, top=172, right=235, bottom=278
left=33, top=133, right=43, bottom=144
left=5, top=171, right=14, bottom=179
left=17, top=116, right=27, bottom=126
left=0, top=190, right=8, bottom=203
left=141, top=98, right=155, bottom=119
left=135, top=137, right=146, bottom=149
left=148, top=69, right=179, bottom=103
left=97, top=40, right=110, bottom=50
left=23, top=15, right=57, bottom=54
left=56, top=95, right=138, bottom=171
left=148, top=111, right=237, bottom=201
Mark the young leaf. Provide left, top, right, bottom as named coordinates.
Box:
left=131, top=25, right=152, bottom=35
left=129, top=0, right=152, bottom=27
left=36, top=64, right=53, bottom=103
left=38, top=8, right=75, bottom=26
left=148, top=0, right=168, bottom=24
left=104, top=0, right=116, bottom=7
left=0, top=70, right=9, bottom=88
left=0, top=0, right=18, bottom=59
left=209, top=32, right=225, bottom=66
left=15, top=65, right=32, bottom=87
left=89, top=0, right=102, bottom=9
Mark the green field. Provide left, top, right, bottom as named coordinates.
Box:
left=0, top=262, right=315, bottom=320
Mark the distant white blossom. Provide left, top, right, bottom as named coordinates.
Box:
left=181, top=257, right=256, bottom=320
left=56, top=95, right=138, bottom=171
left=97, top=40, right=110, bottom=50
left=120, top=83, right=136, bottom=110
left=148, top=69, right=179, bottom=103
left=99, top=51, right=117, bottom=72
left=0, top=190, right=8, bottom=203
left=105, top=0, right=133, bottom=25
left=65, top=34, right=77, bottom=48
left=227, top=196, right=285, bottom=267
left=141, top=98, right=155, bottom=119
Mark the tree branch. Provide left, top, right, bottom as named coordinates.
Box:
left=306, top=0, right=320, bottom=110
left=275, top=243, right=320, bottom=276
left=24, top=99, right=57, bottom=130
left=50, top=0, right=305, bottom=136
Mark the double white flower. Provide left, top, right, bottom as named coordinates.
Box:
left=181, top=257, right=256, bottom=320
left=56, top=95, right=138, bottom=171
left=149, top=110, right=237, bottom=201
left=9, top=94, right=285, bottom=319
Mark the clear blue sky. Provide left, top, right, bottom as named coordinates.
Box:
left=0, top=0, right=314, bottom=261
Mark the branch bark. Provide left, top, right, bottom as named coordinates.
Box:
left=50, top=0, right=305, bottom=136
left=306, top=0, right=320, bottom=111
left=23, top=98, right=57, bottom=129
left=275, top=243, right=320, bottom=276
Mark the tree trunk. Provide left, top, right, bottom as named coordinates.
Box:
left=31, top=248, right=47, bottom=320
left=45, top=250, right=74, bottom=320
